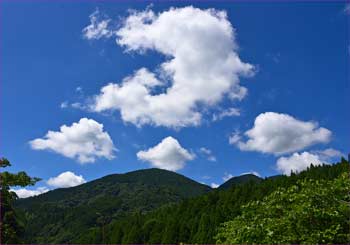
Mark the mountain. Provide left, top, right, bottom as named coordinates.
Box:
left=15, top=168, right=211, bottom=243
left=94, top=160, right=348, bottom=244
left=16, top=159, right=349, bottom=244
left=218, top=174, right=262, bottom=190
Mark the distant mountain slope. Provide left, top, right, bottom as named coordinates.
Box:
left=218, top=174, right=262, bottom=190
left=15, top=168, right=211, bottom=243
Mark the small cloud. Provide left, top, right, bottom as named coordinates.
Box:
left=202, top=175, right=211, bottom=180
left=29, top=118, right=116, bottom=164
left=212, top=107, right=240, bottom=121
left=207, top=155, right=217, bottom=162
left=82, top=8, right=114, bottom=40
left=137, top=136, right=195, bottom=171
left=313, top=148, right=343, bottom=161
left=60, top=101, right=68, bottom=109
left=210, top=183, right=219, bottom=188
left=76, top=86, right=83, bottom=93
left=12, top=187, right=49, bottom=199
left=71, top=102, right=85, bottom=109
left=230, top=112, right=331, bottom=155
left=199, top=147, right=211, bottom=155
left=47, top=171, right=86, bottom=188
left=222, top=172, right=233, bottom=182
left=276, top=149, right=342, bottom=176
left=228, top=130, right=241, bottom=145
left=276, top=151, right=326, bottom=175
left=199, top=147, right=217, bottom=162
left=60, top=101, right=85, bottom=110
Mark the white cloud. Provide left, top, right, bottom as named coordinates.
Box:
left=199, top=147, right=211, bottom=155
left=71, top=102, right=85, bottom=109
left=60, top=101, right=85, bottom=110
left=82, top=9, right=113, bottom=40
left=222, top=172, right=233, bottom=182
left=12, top=187, right=49, bottom=199
left=230, top=112, right=331, bottom=155
left=228, top=130, right=241, bottom=145
left=314, top=148, right=343, bottom=160
left=276, top=151, right=327, bottom=175
left=212, top=107, right=240, bottom=121
left=211, top=183, right=219, bottom=188
left=137, top=136, right=195, bottom=171
left=29, top=118, right=116, bottom=163
left=47, top=171, right=86, bottom=188
left=89, top=6, right=254, bottom=128
left=207, top=156, right=217, bottom=162
left=60, top=101, right=68, bottom=109
left=199, top=147, right=216, bottom=162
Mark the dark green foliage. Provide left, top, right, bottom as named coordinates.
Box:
left=0, top=158, right=40, bottom=244
left=96, top=159, right=349, bottom=244
left=218, top=173, right=262, bottom=190
left=15, top=158, right=350, bottom=244
left=15, top=168, right=210, bottom=243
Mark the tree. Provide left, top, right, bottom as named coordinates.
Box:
left=0, top=158, right=40, bottom=244
left=215, top=172, right=350, bottom=244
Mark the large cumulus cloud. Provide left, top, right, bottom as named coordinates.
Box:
left=87, top=6, right=254, bottom=128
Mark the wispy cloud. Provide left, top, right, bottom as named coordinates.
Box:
left=82, top=8, right=113, bottom=40
left=212, top=108, right=240, bottom=121
left=222, top=172, right=233, bottom=182
left=199, top=147, right=217, bottom=162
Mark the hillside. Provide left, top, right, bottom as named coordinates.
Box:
left=218, top=174, right=262, bottom=190
left=15, top=159, right=349, bottom=244
left=81, top=159, right=349, bottom=244
left=15, top=168, right=211, bottom=243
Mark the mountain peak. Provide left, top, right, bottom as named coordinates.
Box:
left=219, top=174, right=262, bottom=190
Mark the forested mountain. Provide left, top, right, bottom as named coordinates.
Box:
left=218, top=174, right=262, bottom=190
left=15, top=168, right=211, bottom=243
left=15, top=159, right=349, bottom=244
left=78, top=159, right=349, bottom=244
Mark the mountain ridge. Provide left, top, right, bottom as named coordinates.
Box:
left=218, top=173, right=262, bottom=190
left=15, top=167, right=211, bottom=243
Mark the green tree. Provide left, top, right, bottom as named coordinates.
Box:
left=215, top=172, right=350, bottom=244
left=0, top=158, right=40, bottom=244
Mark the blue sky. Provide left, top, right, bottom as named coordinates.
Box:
left=1, top=1, right=349, bottom=196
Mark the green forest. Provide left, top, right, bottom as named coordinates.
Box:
left=1, top=157, right=349, bottom=244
